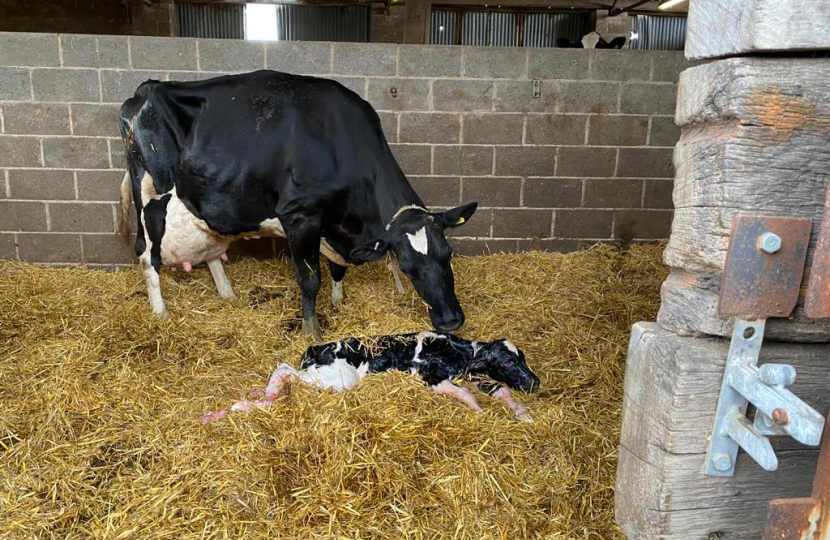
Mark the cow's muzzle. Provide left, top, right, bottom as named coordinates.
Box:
left=430, top=308, right=465, bottom=333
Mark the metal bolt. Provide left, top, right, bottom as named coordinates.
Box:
left=759, top=364, right=796, bottom=386
left=772, top=408, right=790, bottom=426
left=758, top=232, right=782, bottom=254
left=389, top=87, right=398, bottom=98
left=712, top=453, right=733, bottom=472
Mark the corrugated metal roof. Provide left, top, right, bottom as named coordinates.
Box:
left=177, top=2, right=244, bottom=39
left=431, top=10, right=458, bottom=45
left=629, top=14, right=686, bottom=50
left=432, top=9, right=590, bottom=47
left=276, top=5, right=370, bottom=42
left=462, top=12, right=518, bottom=46
left=524, top=12, right=591, bottom=47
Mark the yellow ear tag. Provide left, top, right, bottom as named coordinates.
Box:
left=456, top=217, right=466, bottom=225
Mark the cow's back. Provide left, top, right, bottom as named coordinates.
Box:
left=121, top=70, right=395, bottom=236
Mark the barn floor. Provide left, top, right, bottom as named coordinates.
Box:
left=0, top=244, right=666, bottom=540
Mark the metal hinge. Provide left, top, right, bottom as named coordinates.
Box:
left=705, top=215, right=826, bottom=476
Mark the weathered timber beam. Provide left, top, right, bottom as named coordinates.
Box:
left=403, top=0, right=431, bottom=43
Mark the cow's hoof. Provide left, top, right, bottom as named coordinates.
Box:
left=218, top=290, right=237, bottom=300
left=302, top=317, right=323, bottom=342
left=154, top=309, right=169, bottom=318
left=517, top=413, right=535, bottom=424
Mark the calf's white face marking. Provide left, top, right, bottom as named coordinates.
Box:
left=407, top=226, right=429, bottom=255
left=412, top=331, right=444, bottom=364
left=503, top=340, right=519, bottom=355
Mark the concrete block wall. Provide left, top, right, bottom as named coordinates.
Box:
left=0, top=32, right=686, bottom=267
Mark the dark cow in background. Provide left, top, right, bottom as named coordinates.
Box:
left=200, top=331, right=541, bottom=424
left=119, top=70, right=478, bottom=340
left=557, top=34, right=627, bottom=49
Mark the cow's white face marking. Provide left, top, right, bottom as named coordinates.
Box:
left=407, top=227, right=429, bottom=255
left=503, top=340, right=519, bottom=355
left=582, top=31, right=600, bottom=49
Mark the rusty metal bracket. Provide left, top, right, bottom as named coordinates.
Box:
left=763, top=407, right=830, bottom=540
left=805, top=185, right=830, bottom=318
left=706, top=215, right=824, bottom=477
left=718, top=215, right=812, bottom=319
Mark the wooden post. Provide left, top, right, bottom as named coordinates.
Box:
left=403, top=0, right=432, bottom=44
left=615, top=1, right=830, bottom=538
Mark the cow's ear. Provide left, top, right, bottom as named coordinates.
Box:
left=609, top=37, right=626, bottom=49
left=436, top=202, right=478, bottom=229
left=349, top=238, right=390, bottom=263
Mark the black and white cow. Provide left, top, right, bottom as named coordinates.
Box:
left=557, top=34, right=627, bottom=49
left=200, top=332, right=540, bottom=424
left=118, top=70, right=478, bottom=340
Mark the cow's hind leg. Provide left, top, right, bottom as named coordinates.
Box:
left=284, top=218, right=323, bottom=341
left=140, top=256, right=167, bottom=317
left=329, top=261, right=346, bottom=308
left=140, top=197, right=171, bottom=317
left=207, top=258, right=236, bottom=299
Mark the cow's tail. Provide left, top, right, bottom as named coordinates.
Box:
left=118, top=171, right=132, bottom=243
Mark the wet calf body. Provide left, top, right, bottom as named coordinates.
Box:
left=200, top=332, right=540, bottom=423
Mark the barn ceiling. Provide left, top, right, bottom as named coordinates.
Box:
left=175, top=0, right=687, bottom=14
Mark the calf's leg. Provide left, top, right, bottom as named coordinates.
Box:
left=207, top=258, right=236, bottom=299
left=329, top=261, right=347, bottom=308
left=432, top=380, right=483, bottom=413
left=492, top=386, right=533, bottom=423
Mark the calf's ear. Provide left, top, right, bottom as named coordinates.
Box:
left=436, top=202, right=478, bottom=229
left=349, top=238, right=390, bottom=263
left=609, top=36, right=626, bottom=49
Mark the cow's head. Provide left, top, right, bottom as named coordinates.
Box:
left=350, top=203, right=477, bottom=332
left=470, top=340, right=541, bottom=393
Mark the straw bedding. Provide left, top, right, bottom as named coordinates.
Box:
left=0, top=244, right=666, bottom=540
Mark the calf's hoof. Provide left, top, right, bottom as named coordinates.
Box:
left=516, top=412, right=535, bottom=424
left=218, top=290, right=237, bottom=300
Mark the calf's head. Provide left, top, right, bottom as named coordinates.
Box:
left=350, top=203, right=477, bottom=332
left=470, top=340, right=540, bottom=393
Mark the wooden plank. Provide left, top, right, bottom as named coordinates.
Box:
left=686, top=0, right=830, bottom=60
left=660, top=58, right=830, bottom=341
left=402, top=0, right=431, bottom=44
left=616, top=323, right=829, bottom=540
left=658, top=272, right=830, bottom=342
left=617, top=448, right=819, bottom=540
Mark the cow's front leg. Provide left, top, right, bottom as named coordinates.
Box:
left=387, top=254, right=406, bottom=294
left=432, top=380, right=483, bottom=413
left=285, top=221, right=323, bottom=341
left=329, top=261, right=347, bottom=308
left=207, top=258, right=236, bottom=299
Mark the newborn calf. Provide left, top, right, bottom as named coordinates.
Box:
left=200, top=332, right=540, bottom=423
